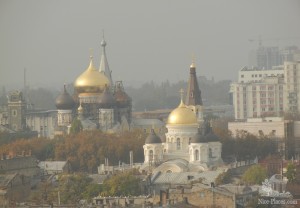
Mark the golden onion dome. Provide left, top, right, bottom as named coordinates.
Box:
left=74, top=57, right=110, bottom=93
left=167, top=99, right=197, bottom=125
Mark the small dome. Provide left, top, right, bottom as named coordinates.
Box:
left=204, top=131, right=219, bottom=142
left=99, top=86, right=116, bottom=108
left=145, top=129, right=162, bottom=144
left=190, top=130, right=206, bottom=143
left=74, top=58, right=110, bottom=94
left=55, top=85, right=75, bottom=110
left=78, top=103, right=83, bottom=112
left=190, top=62, right=196, bottom=68
left=167, top=100, right=197, bottom=125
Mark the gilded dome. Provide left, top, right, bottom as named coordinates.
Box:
left=74, top=58, right=110, bottom=93
left=167, top=100, right=197, bottom=125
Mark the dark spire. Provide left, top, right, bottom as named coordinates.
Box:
left=185, top=62, right=203, bottom=106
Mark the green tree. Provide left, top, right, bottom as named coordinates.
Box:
left=53, top=174, right=99, bottom=204
left=286, top=162, right=296, bottom=183
left=242, top=165, right=267, bottom=185
left=70, top=118, right=83, bottom=134
left=215, top=171, right=231, bottom=185
left=101, top=170, right=141, bottom=196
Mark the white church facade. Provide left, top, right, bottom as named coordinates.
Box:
left=142, top=62, right=223, bottom=173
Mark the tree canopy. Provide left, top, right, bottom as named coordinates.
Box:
left=101, top=170, right=142, bottom=196
left=70, top=118, right=83, bottom=135
left=242, top=165, right=267, bottom=185
left=0, top=129, right=145, bottom=173
left=286, top=162, right=296, bottom=183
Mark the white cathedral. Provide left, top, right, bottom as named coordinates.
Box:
left=142, top=62, right=223, bottom=173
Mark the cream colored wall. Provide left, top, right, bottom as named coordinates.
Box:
left=228, top=120, right=285, bottom=138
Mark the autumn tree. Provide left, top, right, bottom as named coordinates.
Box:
left=242, top=165, right=267, bottom=185
left=0, top=137, right=55, bottom=161
left=55, top=129, right=145, bottom=172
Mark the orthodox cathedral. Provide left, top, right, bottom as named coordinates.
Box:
left=142, top=62, right=223, bottom=173
left=51, top=34, right=223, bottom=172
left=55, top=37, right=132, bottom=133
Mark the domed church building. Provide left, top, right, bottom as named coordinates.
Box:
left=55, top=36, right=132, bottom=133
left=142, top=62, right=222, bottom=173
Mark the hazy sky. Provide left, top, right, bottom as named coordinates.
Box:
left=1, top=0, right=300, bottom=90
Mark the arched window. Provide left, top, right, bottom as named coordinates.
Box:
left=209, top=148, right=213, bottom=158
left=149, top=150, right=153, bottom=162
left=195, top=149, right=199, bottom=161
left=176, top=138, right=181, bottom=150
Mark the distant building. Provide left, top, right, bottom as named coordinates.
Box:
left=72, top=37, right=132, bottom=133
left=248, top=45, right=300, bottom=71
left=237, top=66, right=284, bottom=84
left=26, top=110, right=57, bottom=138
left=54, top=36, right=132, bottom=134
left=38, top=161, right=71, bottom=175
left=0, top=106, right=8, bottom=127
left=0, top=154, right=40, bottom=178
left=0, top=173, right=31, bottom=207
left=249, top=46, right=282, bottom=70
left=283, top=61, right=300, bottom=113
left=231, top=75, right=284, bottom=120
left=7, top=91, right=26, bottom=131
left=231, top=61, right=300, bottom=120
left=141, top=62, right=222, bottom=173
left=228, top=117, right=300, bottom=159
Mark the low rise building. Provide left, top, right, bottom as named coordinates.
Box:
left=38, top=161, right=71, bottom=175
left=228, top=117, right=300, bottom=159
left=0, top=173, right=31, bottom=207
left=0, top=154, right=40, bottom=178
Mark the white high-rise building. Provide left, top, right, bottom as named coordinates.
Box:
left=232, top=61, right=300, bottom=120
left=238, top=66, right=284, bottom=83
left=231, top=66, right=284, bottom=120
left=284, top=61, right=300, bottom=113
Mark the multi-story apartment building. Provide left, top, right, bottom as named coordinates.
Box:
left=232, top=61, right=300, bottom=120
left=231, top=70, right=284, bottom=120
left=238, top=66, right=284, bottom=83
left=284, top=61, right=300, bottom=113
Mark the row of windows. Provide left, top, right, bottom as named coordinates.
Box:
left=237, top=85, right=284, bottom=91
left=240, top=74, right=282, bottom=79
